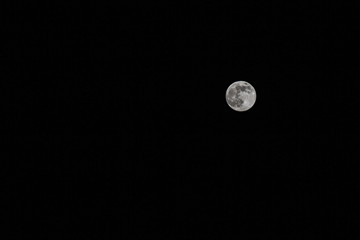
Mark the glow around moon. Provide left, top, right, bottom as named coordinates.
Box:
left=225, top=81, right=256, bottom=112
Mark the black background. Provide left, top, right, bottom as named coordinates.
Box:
left=1, top=1, right=358, bottom=239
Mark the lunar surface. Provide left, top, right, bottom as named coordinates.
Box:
left=225, top=81, right=256, bottom=111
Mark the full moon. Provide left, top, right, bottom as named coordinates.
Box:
left=225, top=81, right=256, bottom=112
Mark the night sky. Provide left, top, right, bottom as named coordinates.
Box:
left=1, top=1, right=357, bottom=239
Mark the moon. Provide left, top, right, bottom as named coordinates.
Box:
left=225, top=81, right=256, bottom=112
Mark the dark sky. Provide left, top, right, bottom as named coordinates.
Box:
left=1, top=2, right=357, bottom=239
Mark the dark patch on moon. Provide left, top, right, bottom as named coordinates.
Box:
left=228, top=88, right=236, bottom=98
left=239, top=85, right=252, bottom=93
left=236, top=98, right=244, bottom=107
